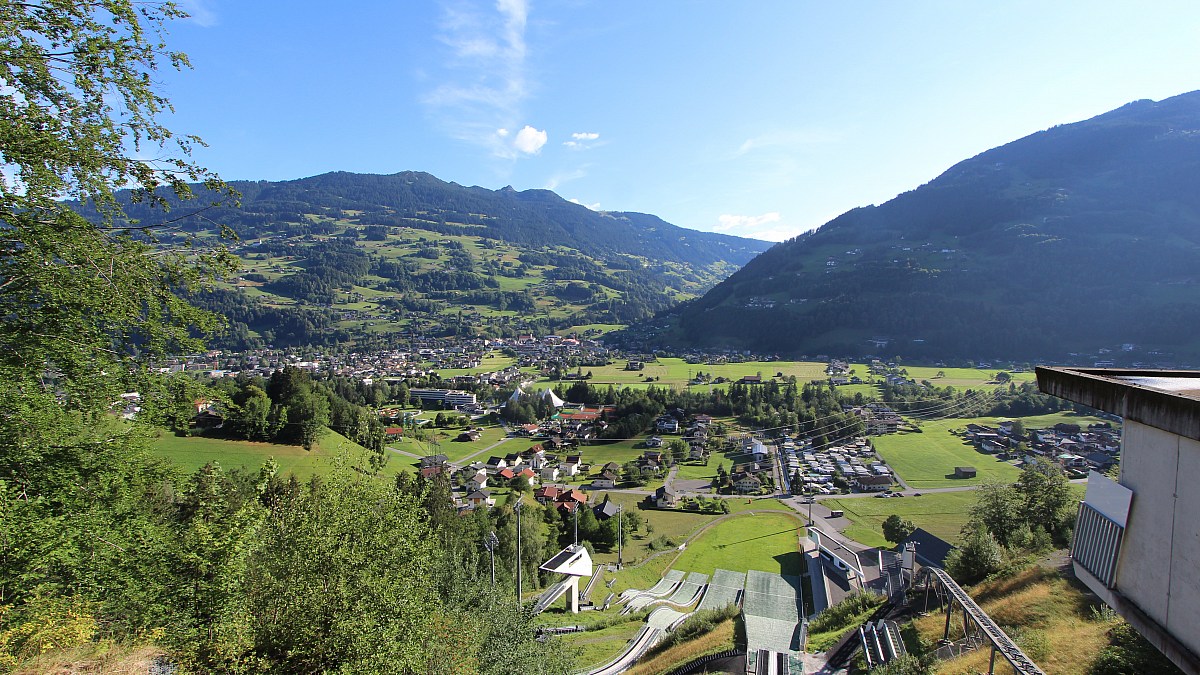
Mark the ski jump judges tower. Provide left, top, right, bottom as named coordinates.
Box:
left=539, top=544, right=593, bottom=613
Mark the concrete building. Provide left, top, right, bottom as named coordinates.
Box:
left=408, top=388, right=478, bottom=407
left=1038, top=367, right=1200, bottom=674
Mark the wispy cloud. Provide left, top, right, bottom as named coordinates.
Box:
left=734, top=128, right=841, bottom=157
left=545, top=167, right=588, bottom=190
left=424, top=0, right=537, bottom=159
left=715, top=212, right=781, bottom=232
left=178, top=0, right=218, bottom=27
left=563, top=131, right=602, bottom=150
left=715, top=212, right=798, bottom=242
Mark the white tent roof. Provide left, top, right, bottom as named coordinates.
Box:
left=541, top=388, right=565, bottom=408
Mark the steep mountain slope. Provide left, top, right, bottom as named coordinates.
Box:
left=98, top=172, right=769, bottom=349
left=645, top=91, right=1200, bottom=362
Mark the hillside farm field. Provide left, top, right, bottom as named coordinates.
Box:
left=148, top=428, right=392, bottom=479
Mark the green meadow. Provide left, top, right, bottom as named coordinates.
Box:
left=874, top=412, right=1111, bottom=489
left=821, top=491, right=981, bottom=548
left=669, top=511, right=806, bottom=576
left=148, top=428, right=396, bottom=479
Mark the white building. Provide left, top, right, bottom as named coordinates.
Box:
left=1039, top=367, right=1200, bottom=674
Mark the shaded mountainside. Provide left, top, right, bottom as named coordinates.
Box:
left=96, top=172, right=769, bottom=349
left=643, top=91, right=1200, bottom=362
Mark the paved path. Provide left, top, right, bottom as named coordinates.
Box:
left=456, top=436, right=513, bottom=465
left=386, top=446, right=423, bottom=460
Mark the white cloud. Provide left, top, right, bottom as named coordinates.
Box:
left=425, top=0, right=532, bottom=158
left=178, top=0, right=218, bottom=27
left=513, top=125, right=547, bottom=154
left=564, top=131, right=602, bottom=150
left=713, top=212, right=800, bottom=242
left=715, top=212, right=781, bottom=232
left=569, top=198, right=601, bottom=210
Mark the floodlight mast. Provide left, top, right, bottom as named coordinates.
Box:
left=617, top=504, right=623, bottom=568
left=515, top=500, right=523, bottom=606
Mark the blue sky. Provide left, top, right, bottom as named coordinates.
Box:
left=163, top=1, right=1200, bottom=241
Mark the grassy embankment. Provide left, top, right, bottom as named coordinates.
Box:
left=909, top=566, right=1119, bottom=675
left=624, top=619, right=737, bottom=675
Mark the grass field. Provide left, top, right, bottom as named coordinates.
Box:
left=571, top=622, right=645, bottom=670
left=824, top=483, right=1087, bottom=548
left=387, top=425, right=512, bottom=465
left=669, top=511, right=806, bottom=577
left=873, top=421, right=1023, bottom=489
left=584, top=493, right=794, bottom=570
left=427, top=352, right=518, bottom=377
left=875, top=412, right=1111, bottom=489
left=822, top=491, right=981, bottom=548
left=148, top=428, right=393, bottom=479
left=903, top=366, right=1037, bottom=389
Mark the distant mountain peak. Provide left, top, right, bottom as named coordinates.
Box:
left=644, top=92, right=1200, bottom=362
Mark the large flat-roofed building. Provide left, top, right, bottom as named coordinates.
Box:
left=1037, top=367, right=1200, bottom=674
left=408, top=388, right=477, bottom=408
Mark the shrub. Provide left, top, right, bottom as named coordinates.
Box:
left=809, top=592, right=885, bottom=633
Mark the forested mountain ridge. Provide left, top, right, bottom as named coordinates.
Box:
left=633, top=91, right=1200, bottom=362
left=94, top=171, right=769, bottom=349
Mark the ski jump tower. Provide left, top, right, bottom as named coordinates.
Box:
left=539, top=544, right=593, bottom=613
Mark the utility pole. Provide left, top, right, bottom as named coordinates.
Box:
left=515, top=501, right=523, bottom=606
left=574, top=503, right=579, bottom=545
left=484, top=531, right=499, bottom=586
left=617, top=505, right=623, bottom=569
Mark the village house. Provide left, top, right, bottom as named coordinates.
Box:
left=593, top=496, right=620, bottom=521
left=732, top=472, right=763, bottom=494
left=464, top=489, right=494, bottom=509
left=419, top=465, right=446, bottom=480
left=534, top=485, right=563, bottom=505
left=592, top=470, right=619, bottom=489
left=465, top=472, right=489, bottom=492
left=854, top=474, right=893, bottom=492
left=653, top=484, right=678, bottom=508
left=559, top=455, right=581, bottom=477
left=420, top=454, right=449, bottom=468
